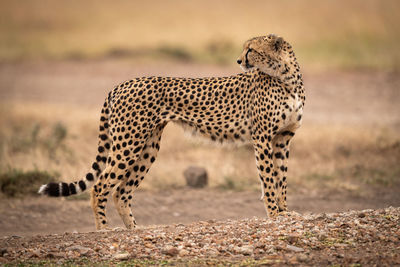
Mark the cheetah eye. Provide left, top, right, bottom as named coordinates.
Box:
left=248, top=48, right=253, bottom=52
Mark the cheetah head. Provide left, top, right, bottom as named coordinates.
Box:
left=237, top=34, right=294, bottom=77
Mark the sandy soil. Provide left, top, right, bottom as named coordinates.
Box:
left=1, top=188, right=400, bottom=238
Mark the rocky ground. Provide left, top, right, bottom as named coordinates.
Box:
left=1, top=207, right=399, bottom=266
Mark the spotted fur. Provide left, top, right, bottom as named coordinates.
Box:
left=39, top=34, right=305, bottom=230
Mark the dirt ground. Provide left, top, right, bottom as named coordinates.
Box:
left=1, top=188, right=400, bottom=238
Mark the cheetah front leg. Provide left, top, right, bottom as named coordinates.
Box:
left=112, top=124, right=165, bottom=229
left=272, top=131, right=295, bottom=212
left=252, top=136, right=279, bottom=218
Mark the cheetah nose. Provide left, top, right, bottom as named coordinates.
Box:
left=237, top=59, right=242, bottom=64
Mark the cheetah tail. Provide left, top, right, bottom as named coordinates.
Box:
left=38, top=97, right=112, bottom=197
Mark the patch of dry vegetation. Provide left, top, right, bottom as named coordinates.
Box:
left=0, top=0, right=399, bottom=69
left=1, top=103, right=398, bottom=196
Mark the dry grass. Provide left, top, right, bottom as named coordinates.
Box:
left=1, top=103, right=399, bottom=195
left=0, top=0, right=400, bottom=69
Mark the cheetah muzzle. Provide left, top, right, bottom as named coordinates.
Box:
left=38, top=34, right=305, bottom=230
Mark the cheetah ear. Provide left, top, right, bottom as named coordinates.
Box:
left=271, top=37, right=284, bottom=52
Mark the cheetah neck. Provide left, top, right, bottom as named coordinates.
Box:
left=277, top=61, right=305, bottom=104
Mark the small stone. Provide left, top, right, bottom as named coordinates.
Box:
left=358, top=212, right=366, bottom=218
left=144, top=243, right=154, bottom=249
left=0, top=248, right=7, bottom=257
left=162, top=246, right=180, bottom=257
left=235, top=245, right=253, bottom=255
left=287, top=235, right=299, bottom=244
left=179, top=249, right=189, bottom=257
left=113, top=252, right=130, bottom=260
left=286, top=245, right=304, bottom=252
left=143, top=235, right=153, bottom=241
left=46, top=252, right=64, bottom=258
left=183, top=166, right=208, bottom=188
left=297, top=253, right=308, bottom=262
left=30, top=249, right=41, bottom=258
left=66, top=245, right=92, bottom=256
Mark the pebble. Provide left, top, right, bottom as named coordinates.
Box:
left=297, top=253, right=309, bottom=262
left=234, top=245, right=253, bottom=255
left=286, top=244, right=304, bottom=252
left=66, top=245, right=92, bottom=256
left=112, top=252, right=130, bottom=260
left=0, top=248, right=7, bottom=256
left=162, top=246, right=180, bottom=257
left=179, top=249, right=189, bottom=257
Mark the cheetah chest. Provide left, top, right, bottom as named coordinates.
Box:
left=281, top=94, right=303, bottom=130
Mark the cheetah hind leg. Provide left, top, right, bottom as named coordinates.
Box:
left=112, top=125, right=165, bottom=229
left=90, top=164, right=116, bottom=230
left=90, top=142, right=148, bottom=230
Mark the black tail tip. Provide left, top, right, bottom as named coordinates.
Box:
left=38, top=182, right=66, bottom=197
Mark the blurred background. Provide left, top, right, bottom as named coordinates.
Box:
left=0, top=0, right=399, bottom=235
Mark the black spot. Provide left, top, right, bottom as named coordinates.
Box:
left=86, top=173, right=94, bottom=181
left=100, top=134, right=107, bottom=141
left=118, top=163, right=126, bottom=169
left=133, top=146, right=142, bottom=154
left=79, top=180, right=86, bottom=191
left=140, top=166, right=146, bottom=172
left=282, top=131, right=295, bottom=136
left=150, top=157, right=156, bottom=163
left=92, top=162, right=100, bottom=171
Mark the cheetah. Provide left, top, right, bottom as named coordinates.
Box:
left=39, top=34, right=305, bottom=230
